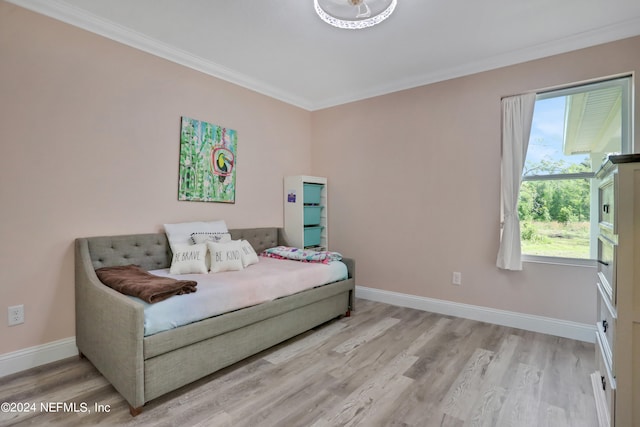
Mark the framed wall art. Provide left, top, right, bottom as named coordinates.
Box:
left=178, top=116, right=237, bottom=203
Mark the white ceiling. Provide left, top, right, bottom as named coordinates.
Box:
left=9, top=0, right=640, bottom=110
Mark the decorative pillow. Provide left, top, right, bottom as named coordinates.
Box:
left=238, top=240, right=259, bottom=268
left=164, top=220, right=228, bottom=252
left=190, top=231, right=232, bottom=245
left=169, top=244, right=208, bottom=274
left=207, top=241, right=244, bottom=273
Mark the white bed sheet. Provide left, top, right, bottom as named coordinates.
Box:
left=137, top=257, right=348, bottom=336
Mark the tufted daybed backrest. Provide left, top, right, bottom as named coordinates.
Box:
left=87, top=233, right=172, bottom=271
left=85, top=227, right=282, bottom=271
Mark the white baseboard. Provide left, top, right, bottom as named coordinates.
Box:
left=0, top=337, right=78, bottom=378
left=356, top=286, right=596, bottom=343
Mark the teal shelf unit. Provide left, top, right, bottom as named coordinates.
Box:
left=284, top=176, right=328, bottom=250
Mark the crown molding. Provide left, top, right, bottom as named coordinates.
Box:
left=6, top=0, right=314, bottom=110
left=309, top=16, right=640, bottom=110
left=7, top=0, right=640, bottom=111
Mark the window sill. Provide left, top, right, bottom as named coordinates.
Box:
left=522, top=254, right=597, bottom=268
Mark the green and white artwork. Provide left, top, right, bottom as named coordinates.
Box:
left=178, top=116, right=237, bottom=203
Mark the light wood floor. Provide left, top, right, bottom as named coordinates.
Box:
left=0, top=299, right=597, bottom=426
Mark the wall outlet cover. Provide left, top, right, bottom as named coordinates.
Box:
left=8, top=305, right=24, bottom=326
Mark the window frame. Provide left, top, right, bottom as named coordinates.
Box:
left=520, top=75, right=632, bottom=266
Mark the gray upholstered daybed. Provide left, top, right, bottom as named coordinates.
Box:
left=74, top=227, right=355, bottom=415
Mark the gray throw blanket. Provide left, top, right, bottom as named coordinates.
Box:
left=95, top=264, right=197, bottom=303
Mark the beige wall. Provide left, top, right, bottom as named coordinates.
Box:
left=311, top=36, right=640, bottom=325
left=0, top=3, right=311, bottom=354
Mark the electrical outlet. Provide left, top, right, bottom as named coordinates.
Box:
left=452, top=272, right=462, bottom=286
left=8, top=305, right=24, bottom=326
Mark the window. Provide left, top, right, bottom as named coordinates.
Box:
left=519, top=76, right=632, bottom=261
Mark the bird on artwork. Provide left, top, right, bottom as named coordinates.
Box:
left=216, top=151, right=232, bottom=182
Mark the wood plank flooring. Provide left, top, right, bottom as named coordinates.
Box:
left=0, top=299, right=597, bottom=426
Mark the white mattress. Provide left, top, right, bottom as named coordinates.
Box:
left=137, top=257, right=348, bottom=336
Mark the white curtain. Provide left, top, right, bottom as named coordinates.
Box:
left=496, top=93, right=536, bottom=270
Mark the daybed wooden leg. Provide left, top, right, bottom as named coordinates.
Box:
left=345, top=309, right=351, bottom=317
left=129, top=405, right=143, bottom=417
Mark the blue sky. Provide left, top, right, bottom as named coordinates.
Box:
left=525, top=96, right=589, bottom=175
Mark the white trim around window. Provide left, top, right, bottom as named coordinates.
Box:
left=522, top=254, right=597, bottom=267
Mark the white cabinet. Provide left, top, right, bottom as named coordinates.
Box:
left=591, top=154, right=640, bottom=427
left=283, top=176, right=328, bottom=250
